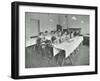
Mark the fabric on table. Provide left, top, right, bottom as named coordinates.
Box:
left=53, top=36, right=83, bottom=58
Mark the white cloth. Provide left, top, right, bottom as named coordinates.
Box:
left=45, top=35, right=52, bottom=40
left=53, top=36, right=83, bottom=58
left=26, top=38, right=37, bottom=47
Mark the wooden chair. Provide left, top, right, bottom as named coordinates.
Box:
left=54, top=50, right=65, bottom=66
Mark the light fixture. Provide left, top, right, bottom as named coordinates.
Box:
left=72, top=16, right=77, bottom=20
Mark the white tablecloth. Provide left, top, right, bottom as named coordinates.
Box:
left=26, top=38, right=37, bottom=47
left=53, top=36, right=83, bottom=58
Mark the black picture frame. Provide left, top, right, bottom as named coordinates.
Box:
left=11, top=1, right=98, bottom=79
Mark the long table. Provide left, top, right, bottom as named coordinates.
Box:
left=53, top=36, right=83, bottom=58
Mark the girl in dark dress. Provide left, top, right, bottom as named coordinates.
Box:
left=37, top=32, right=53, bottom=60
left=36, top=32, right=46, bottom=56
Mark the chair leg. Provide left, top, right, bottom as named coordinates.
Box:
left=61, top=58, right=65, bottom=66
left=68, top=56, right=72, bottom=65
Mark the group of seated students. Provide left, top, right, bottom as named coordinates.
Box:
left=51, top=30, right=70, bottom=44
left=36, top=29, right=80, bottom=65
left=36, top=30, right=71, bottom=50
left=36, top=29, right=80, bottom=48
left=36, top=30, right=71, bottom=63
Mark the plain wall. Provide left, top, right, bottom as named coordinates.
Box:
left=68, top=15, right=90, bottom=35
left=26, top=12, right=59, bottom=33
left=58, top=14, right=68, bottom=29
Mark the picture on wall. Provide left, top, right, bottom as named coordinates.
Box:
left=11, top=1, right=98, bottom=79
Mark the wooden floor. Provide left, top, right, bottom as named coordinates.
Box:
left=25, top=44, right=89, bottom=68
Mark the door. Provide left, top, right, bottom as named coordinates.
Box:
left=30, top=19, right=40, bottom=38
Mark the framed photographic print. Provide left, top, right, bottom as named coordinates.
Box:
left=11, top=1, right=98, bottom=79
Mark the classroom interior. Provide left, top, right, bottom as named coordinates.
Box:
left=25, top=12, right=90, bottom=68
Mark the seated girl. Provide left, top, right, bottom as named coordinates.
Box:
left=36, top=32, right=46, bottom=55
left=37, top=32, right=46, bottom=46
left=60, top=31, right=70, bottom=42
left=51, top=31, right=61, bottom=44
left=37, top=32, right=53, bottom=58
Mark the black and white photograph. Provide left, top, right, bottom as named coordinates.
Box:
left=25, top=12, right=90, bottom=68
left=11, top=1, right=97, bottom=79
